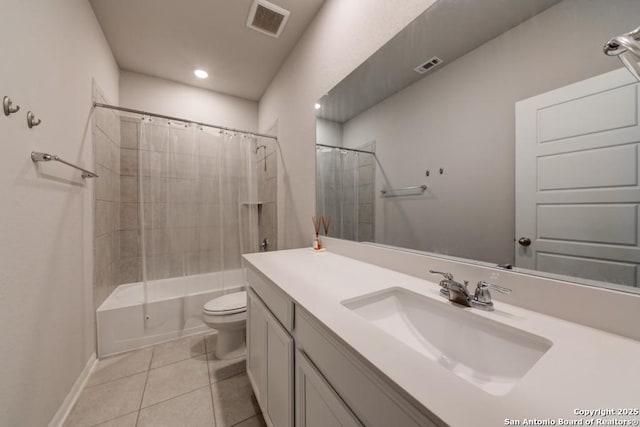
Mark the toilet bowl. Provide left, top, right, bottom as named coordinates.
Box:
left=202, top=291, right=247, bottom=360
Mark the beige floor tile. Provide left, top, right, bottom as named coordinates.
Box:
left=87, top=348, right=153, bottom=387
left=150, top=335, right=206, bottom=368
left=207, top=352, right=246, bottom=384
left=93, top=412, right=139, bottom=427
left=203, top=332, right=218, bottom=353
left=211, top=373, right=260, bottom=427
left=65, top=373, right=146, bottom=426
left=142, top=355, right=210, bottom=408
left=233, top=414, right=267, bottom=427
left=137, top=386, right=215, bottom=427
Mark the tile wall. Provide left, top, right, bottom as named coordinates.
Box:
left=117, top=119, right=272, bottom=284
left=118, top=117, right=141, bottom=284
left=256, top=139, right=277, bottom=251
left=93, top=87, right=121, bottom=309
left=315, top=143, right=374, bottom=242
left=357, top=142, right=375, bottom=242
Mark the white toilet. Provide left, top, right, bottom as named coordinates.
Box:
left=202, top=291, right=247, bottom=360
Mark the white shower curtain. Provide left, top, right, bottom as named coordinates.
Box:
left=316, top=147, right=360, bottom=241
left=138, top=118, right=259, bottom=303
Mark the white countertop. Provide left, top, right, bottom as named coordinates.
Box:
left=243, top=248, right=640, bottom=427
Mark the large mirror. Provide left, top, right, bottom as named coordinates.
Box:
left=315, top=0, right=640, bottom=294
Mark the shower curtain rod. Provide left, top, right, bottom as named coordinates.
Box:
left=93, top=102, right=278, bottom=141
left=316, top=143, right=375, bottom=155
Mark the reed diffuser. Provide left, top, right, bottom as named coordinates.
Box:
left=322, top=215, right=331, bottom=237
left=312, top=215, right=322, bottom=250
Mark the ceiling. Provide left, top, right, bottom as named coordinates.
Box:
left=90, top=0, right=326, bottom=101
left=316, top=0, right=562, bottom=123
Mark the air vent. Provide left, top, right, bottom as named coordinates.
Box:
left=247, top=0, right=290, bottom=38
left=414, top=57, right=443, bottom=74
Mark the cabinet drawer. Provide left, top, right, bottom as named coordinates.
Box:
left=295, top=309, right=439, bottom=427
left=246, top=266, right=294, bottom=332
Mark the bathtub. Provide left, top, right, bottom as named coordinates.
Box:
left=97, top=269, right=245, bottom=357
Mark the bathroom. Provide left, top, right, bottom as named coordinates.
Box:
left=1, top=0, right=640, bottom=426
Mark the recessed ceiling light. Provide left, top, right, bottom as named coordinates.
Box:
left=194, top=69, right=209, bottom=79
left=314, top=103, right=321, bottom=110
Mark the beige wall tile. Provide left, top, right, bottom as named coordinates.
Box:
left=120, top=229, right=139, bottom=259
left=121, top=176, right=139, bottom=203
left=120, top=119, right=139, bottom=150
left=120, top=148, right=138, bottom=176
left=120, top=203, right=139, bottom=230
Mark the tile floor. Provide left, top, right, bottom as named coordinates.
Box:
left=65, top=333, right=265, bottom=427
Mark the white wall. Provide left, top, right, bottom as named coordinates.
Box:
left=341, top=0, right=640, bottom=265
left=0, top=1, right=119, bottom=425
left=258, top=0, right=438, bottom=249
left=316, top=118, right=343, bottom=147
left=120, top=71, right=258, bottom=131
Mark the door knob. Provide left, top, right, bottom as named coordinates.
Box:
left=518, top=237, right=532, bottom=247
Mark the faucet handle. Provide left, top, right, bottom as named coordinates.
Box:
left=476, top=281, right=512, bottom=294
left=429, top=270, right=454, bottom=280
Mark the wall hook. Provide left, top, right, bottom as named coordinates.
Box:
left=3, top=96, right=20, bottom=116
left=27, top=111, right=41, bottom=128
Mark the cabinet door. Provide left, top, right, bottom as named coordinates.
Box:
left=265, top=308, right=294, bottom=427
left=296, top=349, right=362, bottom=427
left=247, top=290, right=267, bottom=405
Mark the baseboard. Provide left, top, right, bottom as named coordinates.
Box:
left=48, top=353, right=97, bottom=427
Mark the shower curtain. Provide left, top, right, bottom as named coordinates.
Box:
left=138, top=118, right=259, bottom=305
left=316, top=147, right=360, bottom=240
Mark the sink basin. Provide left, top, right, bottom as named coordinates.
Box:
left=342, top=287, right=552, bottom=396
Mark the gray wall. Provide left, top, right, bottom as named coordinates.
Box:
left=316, top=118, right=343, bottom=147
left=0, top=0, right=119, bottom=425
left=342, top=0, right=640, bottom=264
left=258, top=0, right=437, bottom=249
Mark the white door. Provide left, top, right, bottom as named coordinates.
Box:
left=515, top=68, right=640, bottom=287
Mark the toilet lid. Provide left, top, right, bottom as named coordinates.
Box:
left=204, top=291, right=247, bottom=315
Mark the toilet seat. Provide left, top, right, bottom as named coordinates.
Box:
left=203, top=291, right=247, bottom=315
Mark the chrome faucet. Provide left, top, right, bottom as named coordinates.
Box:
left=429, top=270, right=512, bottom=311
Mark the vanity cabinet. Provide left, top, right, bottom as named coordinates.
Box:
left=246, top=264, right=438, bottom=427
left=247, top=288, right=293, bottom=427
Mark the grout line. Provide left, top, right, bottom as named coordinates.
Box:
left=83, top=349, right=154, bottom=390
left=148, top=349, right=208, bottom=372
left=230, top=413, right=264, bottom=427
left=134, top=347, right=154, bottom=427
left=205, top=336, right=218, bottom=427
left=135, top=384, right=212, bottom=412
left=83, top=367, right=150, bottom=390
left=88, top=410, right=139, bottom=427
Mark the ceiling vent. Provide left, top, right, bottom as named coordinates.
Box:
left=247, top=0, right=290, bottom=38
left=414, top=56, right=443, bottom=74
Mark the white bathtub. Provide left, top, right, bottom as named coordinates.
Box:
left=97, top=269, right=245, bottom=357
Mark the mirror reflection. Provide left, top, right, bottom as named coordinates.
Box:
left=315, top=0, right=640, bottom=292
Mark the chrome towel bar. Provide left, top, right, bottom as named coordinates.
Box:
left=380, top=184, right=427, bottom=197
left=31, top=151, right=98, bottom=179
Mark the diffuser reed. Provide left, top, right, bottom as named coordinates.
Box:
left=322, top=215, right=331, bottom=237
